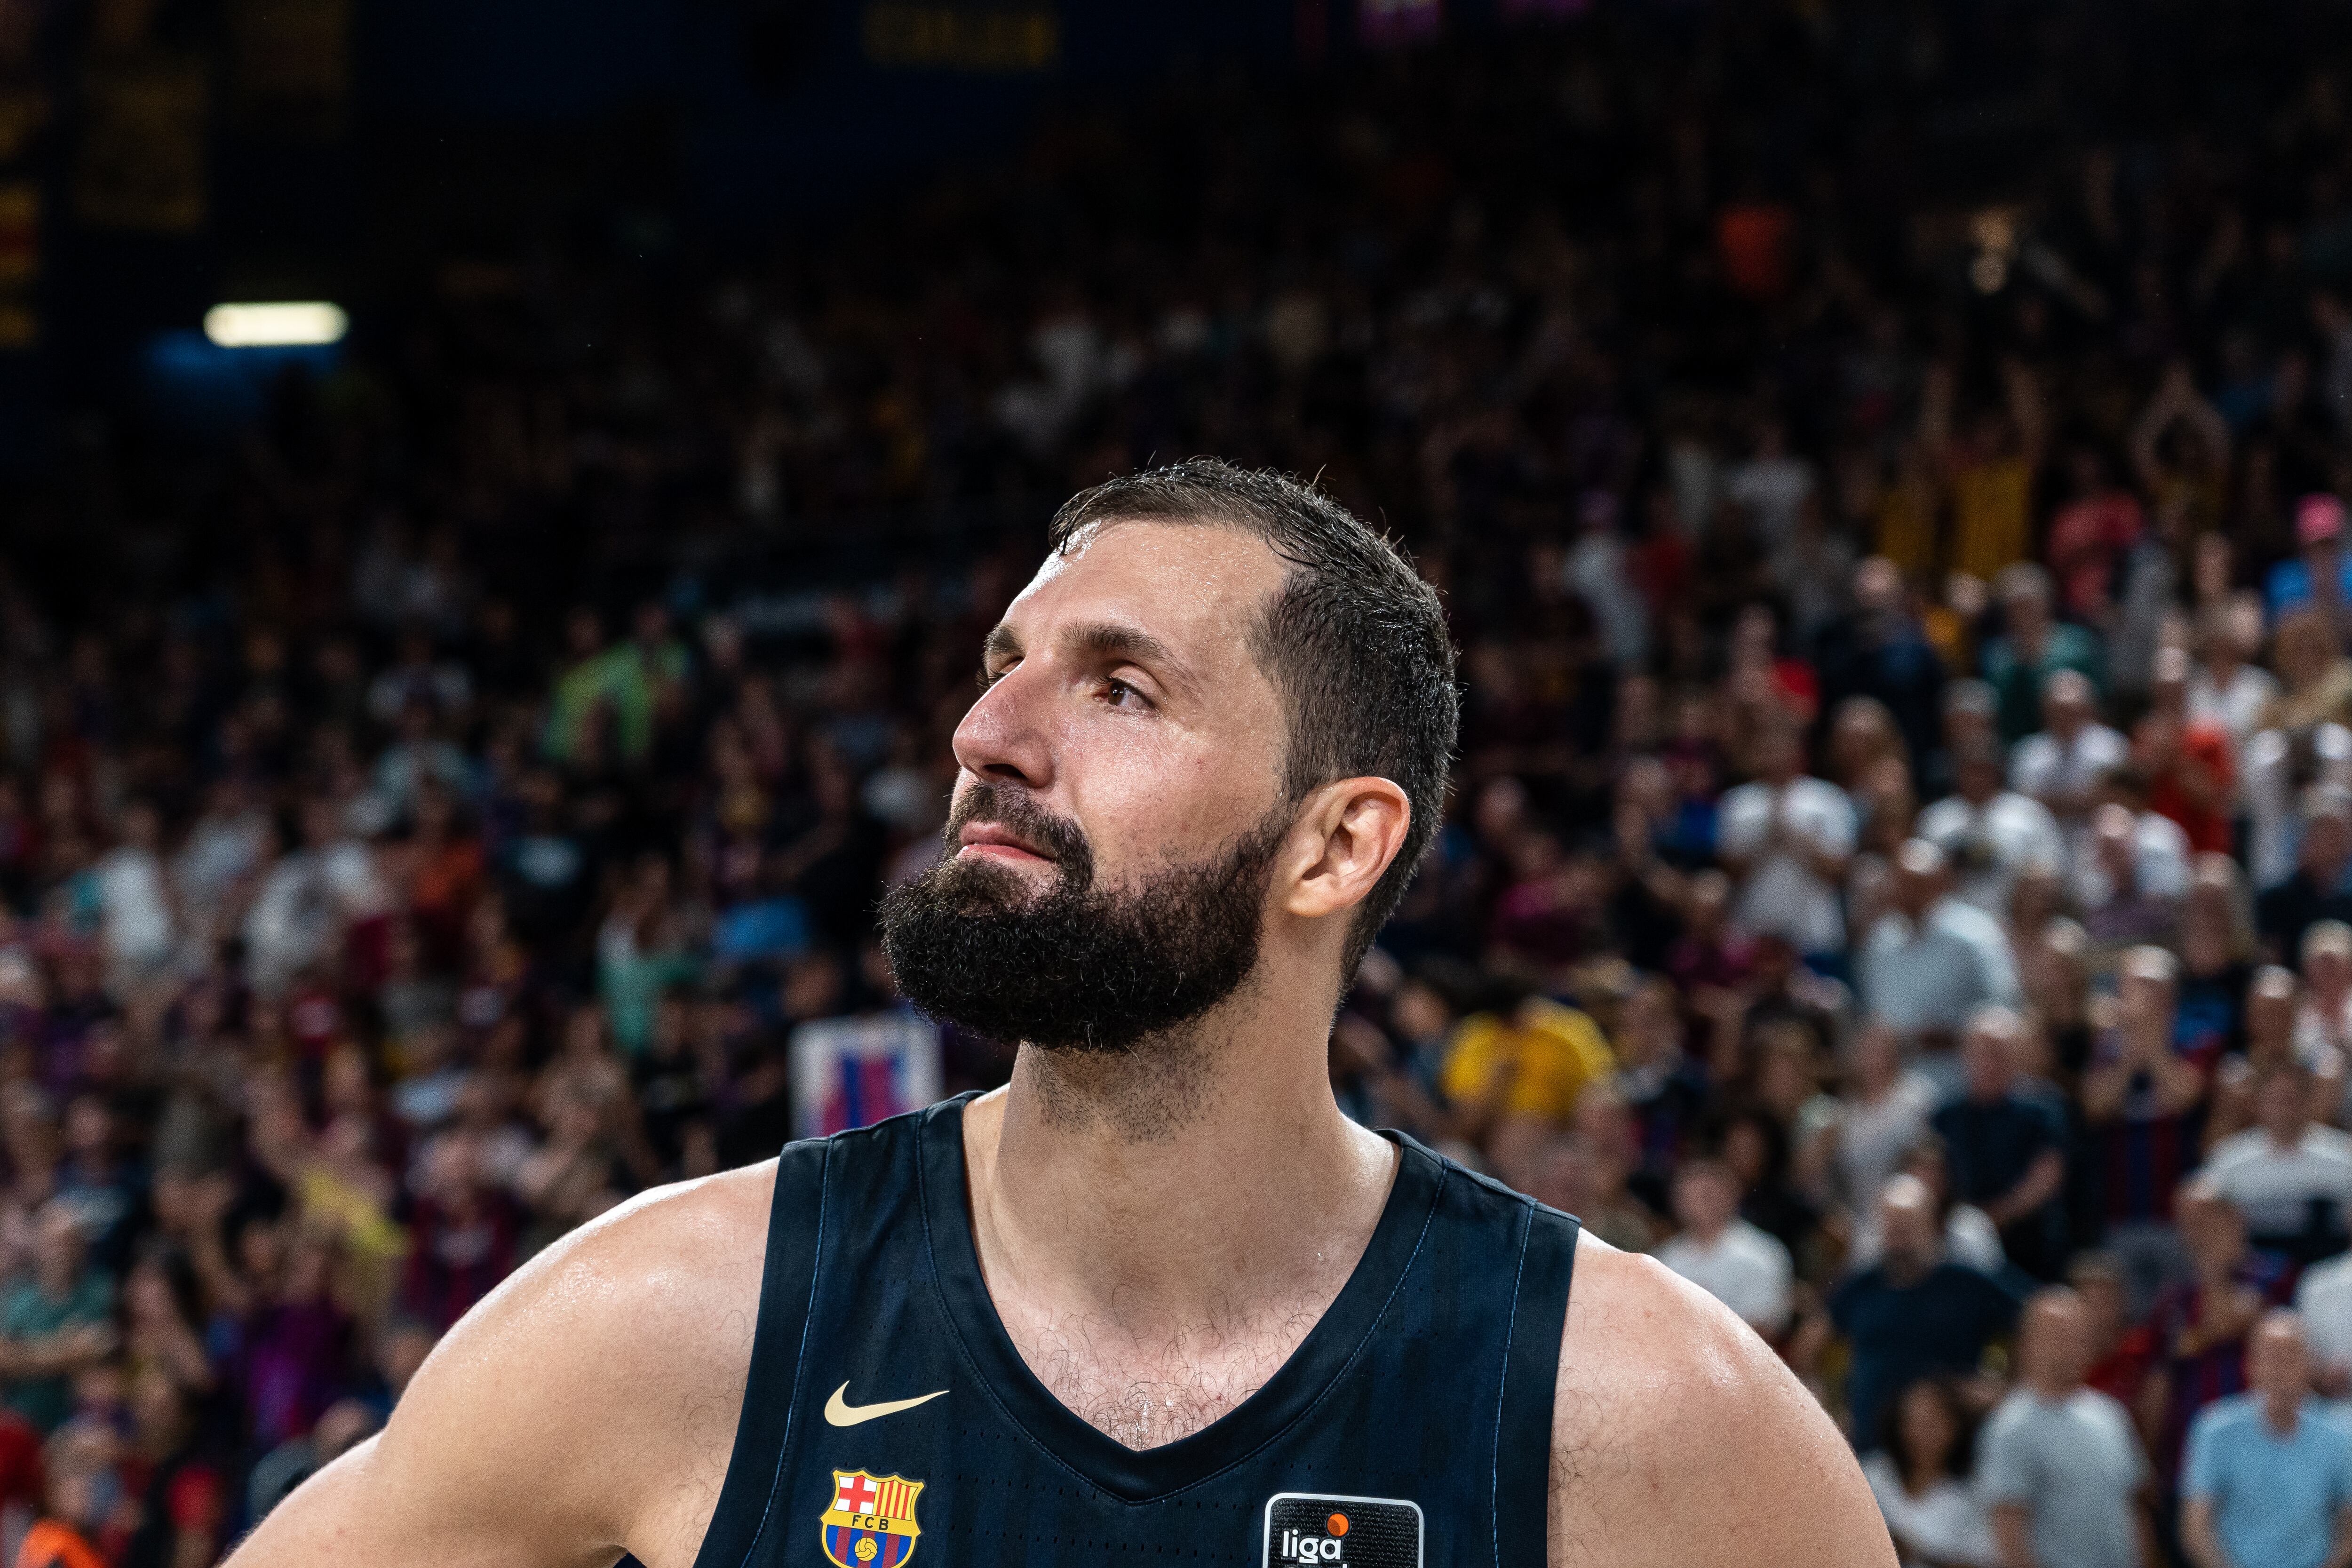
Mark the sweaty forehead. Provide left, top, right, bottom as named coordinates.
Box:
left=1007, top=519, right=1290, bottom=653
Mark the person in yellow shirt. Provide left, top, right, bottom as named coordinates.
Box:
left=1439, top=993, right=1617, bottom=1144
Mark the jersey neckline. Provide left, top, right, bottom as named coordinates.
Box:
left=914, top=1091, right=1448, bottom=1503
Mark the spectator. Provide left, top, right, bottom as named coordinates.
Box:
left=2200, top=1062, right=2352, bottom=1262
left=1828, top=1019, right=1942, bottom=1218
left=1716, top=719, right=1858, bottom=964
left=1861, top=841, right=2024, bottom=1049
left=2145, top=1181, right=2285, bottom=1486
left=1862, top=1377, right=2000, bottom=1568
left=2267, top=494, right=2352, bottom=632
left=1932, top=1006, right=2069, bottom=1280
left=2260, top=786, right=2352, bottom=964
left=2082, top=947, right=2212, bottom=1314
left=1848, top=1134, right=2010, bottom=1277
left=2073, top=793, right=2192, bottom=953
left=1655, top=1157, right=1794, bottom=1341
left=117, top=1368, right=222, bottom=1568
left=1828, top=1174, right=2022, bottom=1451
left=2182, top=1310, right=2352, bottom=1568
left=0, top=1210, right=112, bottom=1436
left=1979, top=1288, right=2156, bottom=1568
left=2010, top=670, right=2129, bottom=837
left=16, top=1425, right=108, bottom=1568
left=2260, top=606, right=2352, bottom=734
left=1985, top=565, right=2105, bottom=748
left=2244, top=721, right=2352, bottom=891
left=2136, top=649, right=2237, bottom=858
left=2208, top=965, right=2346, bottom=1146
left=2185, top=603, right=2277, bottom=761
left=1814, top=557, right=1947, bottom=777
left=1916, top=737, right=2066, bottom=920
left=90, top=803, right=173, bottom=1001
left=2301, top=923, right=2352, bottom=1083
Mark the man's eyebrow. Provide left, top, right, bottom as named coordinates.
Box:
left=982, top=623, right=1021, bottom=667
left=1063, top=620, right=1194, bottom=689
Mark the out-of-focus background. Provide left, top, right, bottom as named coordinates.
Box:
left=5, top=0, right=2352, bottom=1562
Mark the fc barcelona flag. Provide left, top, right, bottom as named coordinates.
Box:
left=818, top=1470, right=924, bottom=1568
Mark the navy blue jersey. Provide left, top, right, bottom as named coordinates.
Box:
left=689, top=1093, right=1579, bottom=1568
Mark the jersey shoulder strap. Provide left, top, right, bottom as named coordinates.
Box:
left=1470, top=1162, right=1581, bottom=1568
left=691, top=1134, right=831, bottom=1568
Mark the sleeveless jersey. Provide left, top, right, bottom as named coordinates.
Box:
left=688, top=1094, right=1581, bottom=1568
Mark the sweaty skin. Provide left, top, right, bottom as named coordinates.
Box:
left=222, top=523, right=1893, bottom=1568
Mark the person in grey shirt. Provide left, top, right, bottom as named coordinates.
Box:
left=1979, top=1289, right=2155, bottom=1568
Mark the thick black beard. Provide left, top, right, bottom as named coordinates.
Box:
left=879, top=783, right=1286, bottom=1053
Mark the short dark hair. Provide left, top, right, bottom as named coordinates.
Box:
left=1046, top=458, right=1458, bottom=973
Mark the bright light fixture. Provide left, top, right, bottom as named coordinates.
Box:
left=202, top=302, right=348, bottom=348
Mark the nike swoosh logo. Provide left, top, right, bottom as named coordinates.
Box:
left=824, top=1381, right=948, bottom=1427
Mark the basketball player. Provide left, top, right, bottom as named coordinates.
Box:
left=226, top=462, right=1892, bottom=1567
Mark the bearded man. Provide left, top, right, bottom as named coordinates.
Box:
left=226, top=460, right=1891, bottom=1567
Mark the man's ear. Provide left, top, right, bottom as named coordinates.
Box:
left=1283, top=777, right=1412, bottom=922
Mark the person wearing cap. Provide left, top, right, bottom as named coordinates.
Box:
left=2267, top=493, right=2352, bottom=638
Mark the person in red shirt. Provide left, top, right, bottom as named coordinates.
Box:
left=2070, top=1251, right=2156, bottom=1405
left=2137, top=647, right=2235, bottom=855
left=2044, top=446, right=2146, bottom=622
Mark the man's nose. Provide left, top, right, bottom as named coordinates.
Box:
left=952, top=664, right=1053, bottom=788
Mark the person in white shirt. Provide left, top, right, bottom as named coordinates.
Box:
left=2244, top=722, right=2352, bottom=891
left=2186, top=599, right=2279, bottom=760
left=2071, top=799, right=2193, bottom=925
left=1655, top=1157, right=1794, bottom=1339
left=1831, top=1019, right=1944, bottom=1215
left=175, top=776, right=270, bottom=938
left=1862, top=1377, right=2001, bottom=1568
left=2295, top=1246, right=2352, bottom=1397
left=1723, top=417, right=1815, bottom=550
left=93, top=800, right=175, bottom=995
left=2010, top=669, right=2129, bottom=836
left=1979, top=1290, right=2156, bottom=1568
left=1860, top=840, right=2025, bottom=1044
left=1916, top=737, right=2066, bottom=918
left=2297, top=921, right=2352, bottom=1073
left=2201, top=1061, right=2352, bottom=1258
left=1717, top=721, right=1857, bottom=958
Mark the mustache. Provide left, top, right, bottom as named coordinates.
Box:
left=944, top=782, right=1093, bottom=871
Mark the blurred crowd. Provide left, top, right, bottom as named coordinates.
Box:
left=12, top=0, right=2352, bottom=1564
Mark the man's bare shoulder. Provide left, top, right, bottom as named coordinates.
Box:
left=227, top=1159, right=777, bottom=1568
left=1549, top=1231, right=1894, bottom=1568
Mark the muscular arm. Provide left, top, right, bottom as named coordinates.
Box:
left=1548, top=1233, right=1895, bottom=1568
left=222, top=1162, right=774, bottom=1568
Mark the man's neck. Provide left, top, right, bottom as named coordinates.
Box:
left=961, top=966, right=1399, bottom=1357
left=2265, top=1392, right=2303, bottom=1435
left=2026, top=1375, right=2077, bottom=1404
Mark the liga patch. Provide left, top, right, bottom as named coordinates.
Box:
left=1262, top=1492, right=1422, bottom=1568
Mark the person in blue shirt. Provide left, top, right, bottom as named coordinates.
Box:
left=2266, top=494, right=2352, bottom=637
left=2182, top=1309, right=2352, bottom=1568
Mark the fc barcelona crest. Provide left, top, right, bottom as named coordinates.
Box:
left=819, top=1469, right=924, bottom=1568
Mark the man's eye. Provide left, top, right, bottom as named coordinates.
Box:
left=1105, top=679, right=1150, bottom=710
